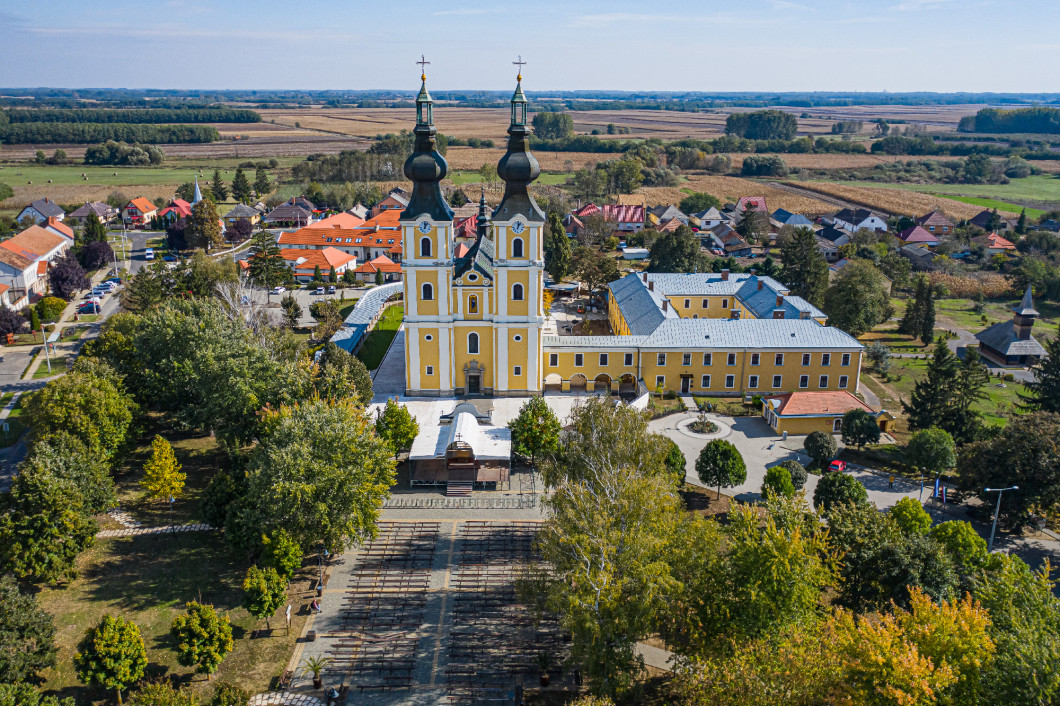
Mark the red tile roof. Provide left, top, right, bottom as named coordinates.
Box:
left=127, top=197, right=156, bottom=215
left=601, top=204, right=644, bottom=224
left=896, top=226, right=940, bottom=244
left=973, top=232, right=1016, bottom=250
left=737, top=196, right=767, bottom=213
left=279, top=246, right=357, bottom=273
left=44, top=217, right=73, bottom=238
left=573, top=203, right=599, bottom=218
left=0, top=225, right=67, bottom=259
left=314, top=212, right=366, bottom=229
left=354, top=255, right=401, bottom=274
left=767, top=391, right=875, bottom=416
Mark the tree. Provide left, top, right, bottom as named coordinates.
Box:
left=647, top=226, right=706, bottom=273
left=83, top=211, right=108, bottom=242
left=230, top=217, right=253, bottom=241
left=374, top=269, right=384, bottom=286
left=890, top=497, right=932, bottom=535
left=0, top=308, right=27, bottom=338
left=177, top=250, right=237, bottom=297
left=374, top=398, right=419, bottom=454
left=312, top=265, right=323, bottom=282
left=531, top=111, right=574, bottom=140
left=246, top=225, right=286, bottom=288
left=725, top=110, right=798, bottom=140
left=841, top=408, right=881, bottom=449
left=230, top=168, right=252, bottom=204
left=244, top=398, right=396, bottom=552
left=20, top=431, right=116, bottom=514
left=773, top=460, right=807, bottom=490
left=508, top=396, right=562, bottom=473
left=734, top=203, right=767, bottom=243
left=661, top=437, right=687, bottom=485
left=957, top=411, right=1060, bottom=527
left=280, top=293, right=301, bottom=328
left=74, top=615, right=147, bottom=705
left=140, top=435, right=185, bottom=503
left=761, top=465, right=795, bottom=498
left=208, top=682, right=251, bottom=706
left=544, top=212, right=572, bottom=282
left=865, top=341, right=891, bottom=376
left=29, top=309, right=40, bottom=333
left=0, top=574, right=57, bottom=683
left=185, top=198, right=223, bottom=251
left=170, top=602, right=233, bottom=679
left=22, top=363, right=136, bottom=458
left=823, top=259, right=894, bottom=336
left=812, top=473, right=868, bottom=515
left=779, top=227, right=828, bottom=306
left=35, top=296, right=66, bottom=323
left=309, top=299, right=341, bottom=340
left=0, top=682, right=74, bottom=706
left=316, top=342, right=372, bottom=404
left=572, top=246, right=619, bottom=300
left=803, top=430, right=837, bottom=468
left=242, top=565, right=286, bottom=630
left=576, top=213, right=615, bottom=248
left=126, top=681, right=198, bottom=706
left=80, top=240, right=115, bottom=271
left=261, top=529, right=302, bottom=580
left=930, top=521, right=987, bottom=572
left=695, top=439, right=747, bottom=499
left=121, top=260, right=169, bottom=313
left=902, top=340, right=987, bottom=444
left=48, top=254, right=89, bottom=300
left=209, top=169, right=228, bottom=202
left=905, top=427, right=955, bottom=477
left=679, top=192, right=721, bottom=214
left=253, top=167, right=271, bottom=196
left=1020, top=334, right=1060, bottom=413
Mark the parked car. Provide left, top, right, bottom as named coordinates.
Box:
left=327, top=285, right=336, bottom=294
left=272, top=286, right=286, bottom=294
left=314, top=287, right=325, bottom=295
left=144, top=248, right=155, bottom=260
left=104, top=277, right=123, bottom=286
left=77, top=302, right=101, bottom=314
left=163, top=255, right=176, bottom=262
left=827, top=460, right=847, bottom=473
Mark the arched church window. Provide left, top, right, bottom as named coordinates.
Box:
left=468, top=332, right=479, bottom=354
left=422, top=283, right=434, bottom=301
left=512, top=283, right=524, bottom=301
left=512, top=237, right=524, bottom=258
left=468, top=295, right=478, bottom=313
left=420, top=237, right=431, bottom=258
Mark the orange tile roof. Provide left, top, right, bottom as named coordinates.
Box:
left=974, top=232, right=1016, bottom=250
left=1, top=225, right=67, bottom=259
left=354, top=255, right=401, bottom=274
left=314, top=212, right=366, bottom=229
left=0, top=248, right=33, bottom=270
left=128, top=197, right=156, bottom=214
left=0, top=283, right=9, bottom=294
left=767, top=391, right=875, bottom=417
left=279, top=246, right=357, bottom=272
left=37, top=261, right=47, bottom=275
left=281, top=211, right=402, bottom=249
left=44, top=217, right=73, bottom=238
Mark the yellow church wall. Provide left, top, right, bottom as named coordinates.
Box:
left=460, top=289, right=487, bottom=320
left=505, top=328, right=530, bottom=385
left=665, top=295, right=754, bottom=320
left=506, top=270, right=531, bottom=318
left=406, top=223, right=448, bottom=261
left=416, top=328, right=441, bottom=390
left=415, top=270, right=440, bottom=316
left=452, top=324, right=495, bottom=389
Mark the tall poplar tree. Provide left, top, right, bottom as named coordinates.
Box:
left=544, top=212, right=572, bottom=282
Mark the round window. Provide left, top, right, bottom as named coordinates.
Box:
left=424, top=335, right=433, bottom=341
left=513, top=335, right=522, bottom=342
left=468, top=274, right=478, bottom=281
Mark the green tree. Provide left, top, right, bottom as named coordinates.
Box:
left=312, top=265, right=322, bottom=282
left=247, top=224, right=286, bottom=289
left=253, top=167, right=271, bottom=197
left=507, top=396, right=561, bottom=471
left=177, top=250, right=237, bottom=298
left=374, top=269, right=384, bottom=286
left=841, top=408, right=881, bottom=449
left=905, top=427, right=955, bottom=477
left=209, top=169, right=228, bottom=202
left=771, top=460, right=807, bottom=490
left=29, top=309, right=40, bottom=332
left=127, top=680, right=198, bottom=705
left=83, top=211, right=108, bottom=243
left=761, top=465, right=795, bottom=498
left=120, top=260, right=168, bottom=313
left=0, top=682, right=74, bottom=706
left=242, top=566, right=286, bottom=630
left=245, top=398, right=396, bottom=551
left=140, top=435, right=185, bottom=503
left=898, top=275, right=932, bottom=339
left=734, top=203, right=767, bottom=244
left=1020, top=335, right=1060, bottom=413
left=812, top=473, right=868, bottom=515
left=902, top=340, right=982, bottom=443
left=803, top=430, right=837, bottom=468
left=544, top=212, right=572, bottom=282
left=19, top=431, right=117, bottom=515
left=374, top=398, right=419, bottom=454
left=572, top=246, right=619, bottom=300
left=890, top=497, right=932, bottom=535
left=280, top=293, right=301, bottom=328
left=823, top=259, right=894, bottom=336
left=74, top=615, right=148, bottom=705
left=261, top=529, right=303, bottom=581
left=230, top=168, right=252, bottom=204
left=185, top=198, right=223, bottom=251
left=316, top=342, right=372, bottom=404
left=647, top=226, right=706, bottom=273
left=208, top=682, right=251, bottom=706
left=35, top=296, right=66, bottom=323
left=0, top=574, right=57, bottom=683
left=930, top=521, right=987, bottom=572
left=679, top=192, right=721, bottom=214
left=779, top=226, right=829, bottom=306
left=170, top=602, right=233, bottom=679
left=695, top=439, right=747, bottom=499
left=531, top=111, right=574, bottom=140
left=661, top=437, right=687, bottom=485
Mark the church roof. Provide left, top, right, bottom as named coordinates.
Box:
left=1013, top=285, right=1039, bottom=316
left=976, top=320, right=1047, bottom=356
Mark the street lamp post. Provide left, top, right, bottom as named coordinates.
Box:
left=916, top=467, right=922, bottom=501
left=985, top=485, right=1019, bottom=553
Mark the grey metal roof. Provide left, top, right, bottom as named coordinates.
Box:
left=644, top=272, right=783, bottom=297
left=543, top=335, right=646, bottom=349
left=224, top=204, right=259, bottom=219
left=264, top=203, right=312, bottom=222
left=608, top=274, right=676, bottom=335
left=695, top=207, right=723, bottom=221
left=975, top=321, right=1047, bottom=357
left=329, top=282, right=403, bottom=352
left=818, top=225, right=849, bottom=243
left=1013, top=285, right=1039, bottom=317
left=24, top=198, right=64, bottom=218
left=69, top=202, right=112, bottom=219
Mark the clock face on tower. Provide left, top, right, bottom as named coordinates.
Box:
left=510, top=221, right=525, bottom=234
left=417, top=221, right=432, bottom=234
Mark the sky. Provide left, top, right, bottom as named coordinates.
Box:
left=1, top=0, right=1059, bottom=93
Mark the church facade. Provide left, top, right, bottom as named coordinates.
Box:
left=401, top=69, right=865, bottom=400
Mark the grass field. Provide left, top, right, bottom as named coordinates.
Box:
left=356, top=304, right=403, bottom=370
left=818, top=174, right=1060, bottom=216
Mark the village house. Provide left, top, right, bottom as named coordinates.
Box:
left=352, top=255, right=402, bottom=283
left=16, top=198, right=65, bottom=226
left=771, top=208, right=814, bottom=228
left=263, top=197, right=315, bottom=227
left=278, top=246, right=357, bottom=282
left=915, top=210, right=955, bottom=235
left=277, top=209, right=402, bottom=262
left=646, top=205, right=685, bottom=229
left=157, top=198, right=193, bottom=229
left=603, top=204, right=647, bottom=232
left=222, top=203, right=261, bottom=229
left=67, top=201, right=116, bottom=225
left=817, top=224, right=851, bottom=248
left=41, top=217, right=73, bottom=240
left=972, top=231, right=1017, bottom=255
left=123, top=197, right=158, bottom=228
left=0, top=225, right=73, bottom=303
left=368, top=189, right=410, bottom=218
left=969, top=209, right=1014, bottom=231
left=896, top=225, right=941, bottom=248
left=832, top=207, right=887, bottom=233
left=762, top=390, right=894, bottom=436
left=816, top=236, right=840, bottom=262
left=692, top=207, right=726, bottom=229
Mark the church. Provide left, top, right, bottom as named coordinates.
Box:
left=401, top=65, right=865, bottom=399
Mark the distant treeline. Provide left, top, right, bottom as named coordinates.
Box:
left=2, top=108, right=261, bottom=124
left=0, top=122, right=219, bottom=144
left=870, top=134, right=1060, bottom=159
left=958, top=107, right=1060, bottom=134
left=526, top=134, right=871, bottom=155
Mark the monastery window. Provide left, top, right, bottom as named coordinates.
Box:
left=468, top=332, right=479, bottom=354
left=419, top=237, right=431, bottom=258
left=703, top=353, right=712, bottom=366
left=722, top=298, right=729, bottom=309
left=600, top=353, right=609, bottom=366
left=750, top=353, right=760, bottom=366
left=512, top=283, right=524, bottom=301
left=725, top=374, right=735, bottom=389
left=839, top=375, right=848, bottom=389
left=701, top=374, right=710, bottom=388
left=468, top=295, right=478, bottom=314
left=575, top=353, right=584, bottom=367
left=841, top=353, right=851, bottom=366
left=656, top=375, right=665, bottom=389
left=775, top=353, right=784, bottom=366
left=512, top=238, right=524, bottom=258
left=702, top=299, right=709, bottom=308
left=727, top=353, right=736, bottom=366
left=822, top=353, right=831, bottom=367
left=748, top=375, right=759, bottom=389
left=549, top=353, right=558, bottom=367
left=421, top=283, right=434, bottom=301
left=693, top=314, right=698, bottom=319
left=802, top=353, right=811, bottom=366
left=799, top=375, right=809, bottom=388
left=657, top=353, right=666, bottom=366
left=684, top=299, right=690, bottom=309
left=513, top=335, right=522, bottom=342
left=819, top=375, right=829, bottom=388
left=513, top=366, right=522, bottom=377
left=426, top=366, right=434, bottom=375
left=682, top=353, right=691, bottom=366
left=424, top=334, right=433, bottom=341
left=772, top=375, right=782, bottom=388
left=624, top=353, right=634, bottom=366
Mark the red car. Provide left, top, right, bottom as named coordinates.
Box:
left=828, top=460, right=847, bottom=473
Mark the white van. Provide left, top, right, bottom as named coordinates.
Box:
left=144, top=248, right=155, bottom=261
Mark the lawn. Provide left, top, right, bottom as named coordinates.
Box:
left=0, top=160, right=298, bottom=190
left=0, top=395, right=26, bottom=448
left=33, top=355, right=68, bottom=378
left=825, top=175, right=1060, bottom=215
left=356, top=304, right=403, bottom=370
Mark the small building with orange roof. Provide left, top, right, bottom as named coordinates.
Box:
left=762, top=390, right=894, bottom=436
left=123, top=197, right=158, bottom=228
left=972, top=231, right=1016, bottom=255
left=352, top=255, right=402, bottom=283
left=42, top=216, right=73, bottom=240
left=278, top=209, right=401, bottom=262
left=278, top=246, right=357, bottom=282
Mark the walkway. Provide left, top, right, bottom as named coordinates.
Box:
left=371, top=327, right=406, bottom=402
left=96, top=523, right=215, bottom=538
left=249, top=693, right=323, bottom=706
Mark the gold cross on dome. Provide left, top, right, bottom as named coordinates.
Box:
left=513, top=55, right=526, bottom=80
left=417, top=55, right=430, bottom=81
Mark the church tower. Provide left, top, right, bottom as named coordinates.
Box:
left=490, top=60, right=546, bottom=395
left=402, top=59, right=456, bottom=396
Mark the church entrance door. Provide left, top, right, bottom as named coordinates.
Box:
left=467, top=372, right=481, bottom=395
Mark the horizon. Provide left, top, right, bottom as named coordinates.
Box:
left=2, top=0, right=1059, bottom=93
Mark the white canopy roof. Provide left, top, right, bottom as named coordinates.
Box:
left=409, top=410, right=511, bottom=461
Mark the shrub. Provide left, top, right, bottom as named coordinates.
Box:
left=890, top=497, right=932, bottom=535
left=772, top=460, right=807, bottom=490
left=35, top=296, right=67, bottom=323
left=812, top=472, right=868, bottom=514
left=762, top=465, right=796, bottom=498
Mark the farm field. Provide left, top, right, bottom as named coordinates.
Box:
left=640, top=173, right=835, bottom=214
left=824, top=174, right=1060, bottom=213
left=785, top=180, right=1004, bottom=218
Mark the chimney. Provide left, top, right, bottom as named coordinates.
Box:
left=642, top=272, right=648, bottom=283
left=776, top=295, right=784, bottom=307
left=749, top=268, right=756, bottom=276
left=662, top=300, right=668, bottom=311
left=648, top=280, right=654, bottom=291
left=721, top=269, right=729, bottom=281
left=757, top=279, right=764, bottom=291
left=374, top=224, right=380, bottom=232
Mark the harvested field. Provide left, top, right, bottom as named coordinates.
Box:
left=638, top=174, right=834, bottom=214
left=785, top=181, right=1001, bottom=218
left=446, top=146, right=602, bottom=171
left=728, top=152, right=895, bottom=170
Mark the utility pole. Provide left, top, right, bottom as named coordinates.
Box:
left=985, top=485, right=1019, bottom=553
